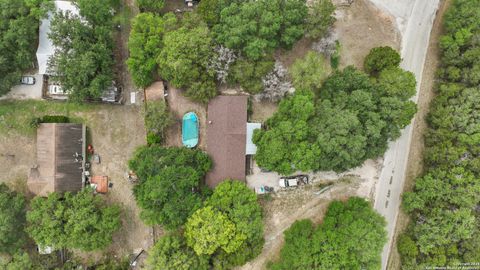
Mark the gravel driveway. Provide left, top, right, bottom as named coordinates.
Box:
left=0, top=73, right=43, bottom=100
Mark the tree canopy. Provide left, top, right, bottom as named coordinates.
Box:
left=254, top=64, right=416, bottom=174
left=157, top=21, right=218, bottom=103
left=269, top=197, right=387, bottom=270
left=129, top=146, right=212, bottom=228
left=363, top=46, right=401, bottom=75
left=48, top=0, right=116, bottom=101
left=127, top=12, right=176, bottom=88
left=146, top=234, right=208, bottom=270
left=290, top=51, right=328, bottom=91
left=26, top=188, right=121, bottom=251
left=305, top=0, right=336, bottom=39
left=144, top=100, right=173, bottom=144
left=0, top=0, right=51, bottom=95
left=184, top=180, right=264, bottom=269
left=136, top=0, right=165, bottom=13
left=213, top=0, right=308, bottom=60
left=399, top=0, right=480, bottom=267
left=0, top=184, right=27, bottom=253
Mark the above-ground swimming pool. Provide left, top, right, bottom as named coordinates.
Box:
left=182, top=112, right=199, bottom=148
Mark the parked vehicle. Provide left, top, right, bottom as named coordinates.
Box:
left=20, top=76, right=35, bottom=85
left=279, top=175, right=309, bottom=188
left=256, top=185, right=274, bottom=194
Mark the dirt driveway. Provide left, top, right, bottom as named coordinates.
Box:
left=335, top=0, right=400, bottom=69
left=80, top=105, right=151, bottom=260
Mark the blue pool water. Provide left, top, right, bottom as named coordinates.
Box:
left=182, top=112, right=199, bottom=148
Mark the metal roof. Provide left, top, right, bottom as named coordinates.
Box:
left=246, top=123, right=261, bottom=155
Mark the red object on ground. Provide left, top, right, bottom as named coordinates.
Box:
left=87, top=144, right=94, bottom=154
left=91, top=176, right=108, bottom=194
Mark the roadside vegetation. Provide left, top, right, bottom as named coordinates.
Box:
left=398, top=0, right=480, bottom=267
left=269, top=197, right=387, bottom=269
left=0, top=0, right=51, bottom=96
left=254, top=48, right=417, bottom=173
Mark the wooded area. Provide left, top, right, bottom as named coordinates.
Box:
left=269, top=197, right=387, bottom=269
left=399, top=0, right=480, bottom=267
left=253, top=49, right=417, bottom=174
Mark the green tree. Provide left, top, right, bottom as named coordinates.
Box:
left=0, top=0, right=51, bottom=95
left=0, top=184, right=26, bottom=253
left=144, top=100, right=173, bottom=143
left=185, top=206, right=240, bottom=256
left=213, top=0, right=307, bottom=60
left=64, top=189, right=121, bottom=251
left=137, top=0, right=165, bottom=13
left=228, top=58, right=274, bottom=94
left=254, top=66, right=416, bottom=173
left=127, top=12, right=177, bottom=88
left=27, top=192, right=68, bottom=249
left=206, top=180, right=264, bottom=269
left=363, top=46, right=401, bottom=75
left=129, top=146, right=212, bottom=228
left=27, top=189, right=121, bottom=251
left=4, top=252, right=35, bottom=270
left=253, top=90, right=319, bottom=175
left=290, top=51, right=328, bottom=91
left=270, top=197, right=387, bottom=270
left=157, top=24, right=217, bottom=103
left=48, top=0, right=116, bottom=101
left=146, top=234, right=208, bottom=270
left=397, top=234, right=419, bottom=260
left=269, top=219, right=316, bottom=270
left=305, top=0, right=336, bottom=39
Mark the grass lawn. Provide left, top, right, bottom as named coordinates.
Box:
left=0, top=100, right=101, bottom=136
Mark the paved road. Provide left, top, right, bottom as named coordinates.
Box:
left=372, top=0, right=440, bottom=269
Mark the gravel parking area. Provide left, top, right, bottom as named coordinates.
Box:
left=0, top=74, right=43, bottom=100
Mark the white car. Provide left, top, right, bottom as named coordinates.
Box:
left=20, top=76, right=36, bottom=85
left=48, top=84, right=64, bottom=95
left=279, top=175, right=309, bottom=188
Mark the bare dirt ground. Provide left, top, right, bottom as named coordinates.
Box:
left=81, top=106, right=150, bottom=262
left=387, top=1, right=450, bottom=269
left=164, top=86, right=207, bottom=150
left=0, top=135, right=36, bottom=187
left=250, top=101, right=278, bottom=123
left=335, top=0, right=401, bottom=69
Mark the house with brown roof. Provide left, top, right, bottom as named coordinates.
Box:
left=206, top=96, right=261, bottom=187
left=28, top=123, right=86, bottom=196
